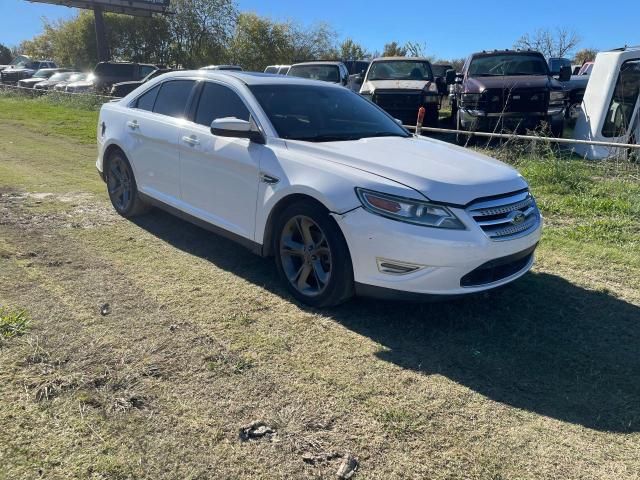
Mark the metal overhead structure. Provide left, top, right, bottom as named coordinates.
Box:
left=27, top=0, right=172, bottom=61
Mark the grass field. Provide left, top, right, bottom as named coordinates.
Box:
left=0, top=95, right=639, bottom=479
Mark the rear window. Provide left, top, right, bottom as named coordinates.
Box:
left=153, top=80, right=195, bottom=118
left=96, top=63, right=136, bottom=77
left=468, top=54, right=548, bottom=76
left=288, top=64, right=340, bottom=83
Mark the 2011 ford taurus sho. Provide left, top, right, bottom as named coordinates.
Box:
left=96, top=71, right=541, bottom=307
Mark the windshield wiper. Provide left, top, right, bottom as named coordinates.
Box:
left=359, top=131, right=410, bottom=139
left=289, top=134, right=362, bottom=142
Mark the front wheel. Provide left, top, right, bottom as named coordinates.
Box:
left=274, top=201, right=354, bottom=307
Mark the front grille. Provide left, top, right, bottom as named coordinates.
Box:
left=467, top=190, right=540, bottom=240
left=460, top=245, right=536, bottom=287
left=373, top=90, right=422, bottom=111
left=484, top=88, right=548, bottom=114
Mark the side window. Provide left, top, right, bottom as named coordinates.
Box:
left=134, top=84, right=160, bottom=111
left=140, top=65, right=156, bottom=78
left=194, top=82, right=250, bottom=127
left=602, top=59, right=640, bottom=138
left=153, top=80, right=196, bottom=118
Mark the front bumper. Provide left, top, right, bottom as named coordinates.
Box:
left=459, top=108, right=564, bottom=132
left=335, top=206, right=542, bottom=297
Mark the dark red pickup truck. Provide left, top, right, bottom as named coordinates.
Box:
left=449, top=50, right=569, bottom=140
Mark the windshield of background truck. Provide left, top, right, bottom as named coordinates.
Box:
left=288, top=64, right=340, bottom=83
left=368, top=61, right=433, bottom=81
left=469, top=54, right=549, bottom=76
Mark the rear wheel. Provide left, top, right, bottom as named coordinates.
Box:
left=106, top=150, right=149, bottom=217
left=274, top=201, right=354, bottom=307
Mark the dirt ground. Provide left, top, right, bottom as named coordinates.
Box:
left=1, top=120, right=639, bottom=479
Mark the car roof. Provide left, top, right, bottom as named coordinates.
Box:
left=371, top=57, right=432, bottom=62
left=290, top=61, right=344, bottom=67
left=160, top=70, right=346, bottom=88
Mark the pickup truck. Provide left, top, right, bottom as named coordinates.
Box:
left=359, top=57, right=440, bottom=127
left=0, top=58, right=58, bottom=84
left=450, top=50, right=569, bottom=140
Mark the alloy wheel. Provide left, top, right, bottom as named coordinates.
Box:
left=279, top=215, right=332, bottom=297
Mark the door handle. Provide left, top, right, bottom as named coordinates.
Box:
left=127, top=120, right=139, bottom=130
left=182, top=135, right=200, bottom=146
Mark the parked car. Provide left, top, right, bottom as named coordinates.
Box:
left=199, top=65, right=243, bottom=71
left=33, top=71, right=80, bottom=90
left=0, top=59, right=58, bottom=84
left=110, top=69, right=173, bottom=97
left=264, top=65, right=291, bottom=75
left=91, top=62, right=158, bottom=93
left=0, top=54, right=32, bottom=72
left=96, top=71, right=541, bottom=306
left=548, top=57, right=572, bottom=76
left=53, top=72, right=89, bottom=92
left=359, top=57, right=440, bottom=127
left=574, top=46, right=640, bottom=160
left=287, top=61, right=349, bottom=86
left=577, top=62, right=595, bottom=76
left=17, top=68, right=67, bottom=88
left=66, top=74, right=96, bottom=93
left=450, top=50, right=569, bottom=140
left=343, top=60, right=371, bottom=92
left=432, top=63, right=454, bottom=95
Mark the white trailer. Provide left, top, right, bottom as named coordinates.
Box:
left=573, top=46, right=640, bottom=160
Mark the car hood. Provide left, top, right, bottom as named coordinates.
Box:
left=285, top=136, right=527, bottom=205
left=19, top=78, right=44, bottom=84
left=361, top=79, right=433, bottom=93
left=464, top=75, right=556, bottom=92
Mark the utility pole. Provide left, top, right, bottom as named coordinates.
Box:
left=93, top=5, right=109, bottom=62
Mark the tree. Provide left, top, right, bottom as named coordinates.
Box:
left=228, top=13, right=293, bottom=71
left=0, top=44, right=12, bottom=64
left=382, top=41, right=406, bottom=57
left=404, top=41, right=426, bottom=58
left=338, top=38, right=369, bottom=60
left=168, top=0, right=238, bottom=68
left=513, top=28, right=581, bottom=58
left=574, top=48, right=598, bottom=65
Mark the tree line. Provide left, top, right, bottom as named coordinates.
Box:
left=3, top=0, right=597, bottom=73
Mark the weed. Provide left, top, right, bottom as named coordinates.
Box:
left=0, top=307, right=30, bottom=339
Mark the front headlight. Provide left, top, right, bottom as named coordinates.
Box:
left=549, top=90, right=567, bottom=103
left=355, top=188, right=465, bottom=229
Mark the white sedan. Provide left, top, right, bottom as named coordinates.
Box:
left=97, top=71, right=541, bottom=307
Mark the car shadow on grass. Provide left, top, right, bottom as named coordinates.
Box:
left=134, top=209, right=640, bottom=433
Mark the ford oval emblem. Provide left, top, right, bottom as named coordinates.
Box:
left=512, top=212, right=526, bottom=225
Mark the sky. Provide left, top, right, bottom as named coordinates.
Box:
left=1, top=0, right=638, bottom=60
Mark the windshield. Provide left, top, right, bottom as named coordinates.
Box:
left=249, top=84, right=410, bottom=142
left=548, top=58, right=571, bottom=74
left=469, top=54, right=549, bottom=76
left=49, top=72, right=73, bottom=82
left=68, top=73, right=86, bottom=82
left=288, top=64, right=341, bottom=83
left=367, top=61, right=433, bottom=81
left=33, top=70, right=52, bottom=78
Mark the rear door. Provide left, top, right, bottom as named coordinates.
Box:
left=126, top=79, right=197, bottom=205
left=178, top=81, right=262, bottom=239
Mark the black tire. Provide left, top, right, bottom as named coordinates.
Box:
left=105, top=149, right=150, bottom=218
left=273, top=200, right=354, bottom=307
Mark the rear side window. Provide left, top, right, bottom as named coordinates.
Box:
left=264, top=66, right=278, bottom=74
left=194, top=82, right=250, bottom=127
left=153, top=80, right=196, bottom=118
left=140, top=65, right=156, bottom=78
left=135, top=84, right=160, bottom=111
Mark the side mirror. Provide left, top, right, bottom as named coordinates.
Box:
left=445, top=69, right=456, bottom=85
left=211, top=116, right=265, bottom=144
left=394, top=118, right=403, bottom=126
left=558, top=65, right=572, bottom=82
left=455, top=73, right=464, bottom=84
